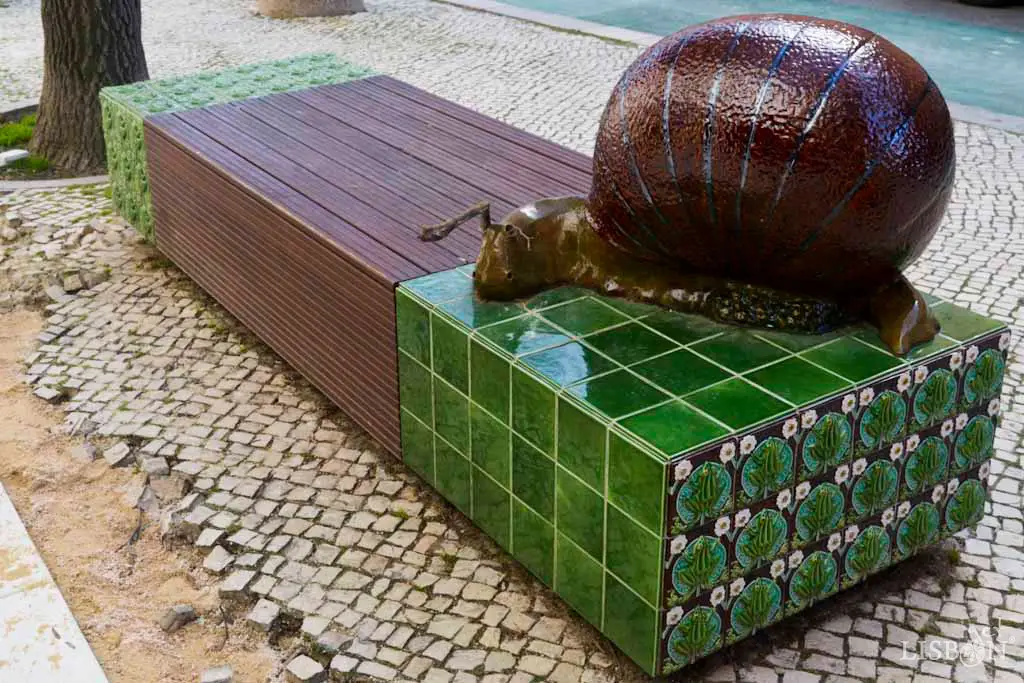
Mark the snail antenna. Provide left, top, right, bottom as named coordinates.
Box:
left=420, top=201, right=492, bottom=242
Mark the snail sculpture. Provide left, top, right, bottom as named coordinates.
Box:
left=421, top=14, right=956, bottom=355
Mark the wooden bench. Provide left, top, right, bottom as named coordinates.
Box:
left=144, top=75, right=591, bottom=454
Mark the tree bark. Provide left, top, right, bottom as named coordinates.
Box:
left=30, top=0, right=149, bottom=174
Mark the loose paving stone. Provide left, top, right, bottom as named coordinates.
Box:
left=159, top=604, right=198, bottom=633
left=199, top=666, right=233, bottom=683
left=247, top=599, right=280, bottom=632
left=102, top=442, right=133, bottom=467
left=285, top=654, right=325, bottom=683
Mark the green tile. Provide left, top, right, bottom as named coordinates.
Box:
left=471, top=338, right=510, bottom=423
left=438, top=295, right=525, bottom=329
left=854, top=328, right=957, bottom=362
left=520, top=341, right=617, bottom=388
left=470, top=402, right=510, bottom=481
left=512, top=367, right=556, bottom=454
left=557, top=398, right=606, bottom=491
left=746, top=357, right=851, bottom=405
left=555, top=534, right=604, bottom=626
left=932, top=303, right=1004, bottom=342
left=640, top=309, right=727, bottom=345
left=513, top=500, right=554, bottom=585
left=685, top=378, right=790, bottom=430
left=691, top=330, right=789, bottom=372
left=754, top=326, right=847, bottom=353
left=403, top=269, right=474, bottom=304
left=523, top=286, right=590, bottom=310
left=567, top=369, right=670, bottom=419
left=601, top=297, right=661, bottom=318
left=540, top=297, right=629, bottom=335
left=619, top=401, right=728, bottom=458
left=606, top=505, right=661, bottom=605
left=512, top=435, right=555, bottom=520
left=632, top=349, right=730, bottom=396
left=478, top=314, right=571, bottom=357
left=556, top=469, right=604, bottom=560
left=802, top=337, right=904, bottom=382
left=400, top=409, right=433, bottom=484
left=603, top=574, right=658, bottom=675
left=432, top=312, right=469, bottom=393
left=472, top=467, right=510, bottom=549
left=396, top=289, right=431, bottom=365
left=398, top=352, right=432, bottom=423
left=436, top=437, right=471, bottom=514
left=607, top=433, right=666, bottom=533
left=434, top=378, right=469, bottom=455
left=584, top=322, right=678, bottom=365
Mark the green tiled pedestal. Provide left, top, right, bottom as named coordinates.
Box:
left=396, top=266, right=1008, bottom=677
left=100, top=53, right=373, bottom=239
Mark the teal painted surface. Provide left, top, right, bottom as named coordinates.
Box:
left=502, top=0, right=1024, bottom=118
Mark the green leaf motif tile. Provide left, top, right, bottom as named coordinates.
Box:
left=685, top=379, right=790, bottom=431
left=585, top=322, right=678, bottom=365
left=520, top=341, right=616, bottom=388
left=540, top=297, right=629, bottom=335
left=621, top=400, right=728, bottom=457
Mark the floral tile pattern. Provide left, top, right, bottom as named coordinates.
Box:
left=395, top=267, right=1009, bottom=677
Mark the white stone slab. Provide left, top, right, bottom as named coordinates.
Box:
left=0, top=149, right=29, bottom=167
left=0, top=483, right=109, bottom=682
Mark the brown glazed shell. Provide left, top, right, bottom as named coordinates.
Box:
left=588, top=14, right=956, bottom=299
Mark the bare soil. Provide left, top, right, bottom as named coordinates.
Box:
left=0, top=310, right=279, bottom=682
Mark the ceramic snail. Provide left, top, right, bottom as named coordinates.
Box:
left=421, top=14, right=956, bottom=355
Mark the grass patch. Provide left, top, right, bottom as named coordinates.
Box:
left=9, top=155, right=50, bottom=173
left=0, top=114, right=36, bottom=148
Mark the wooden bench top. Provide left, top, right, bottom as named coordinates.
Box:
left=145, top=76, right=592, bottom=453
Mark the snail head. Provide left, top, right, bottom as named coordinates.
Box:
left=474, top=216, right=550, bottom=301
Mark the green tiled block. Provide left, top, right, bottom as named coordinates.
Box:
left=100, top=53, right=373, bottom=239
left=396, top=271, right=1009, bottom=676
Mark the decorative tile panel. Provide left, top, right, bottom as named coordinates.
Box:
left=396, top=266, right=1009, bottom=677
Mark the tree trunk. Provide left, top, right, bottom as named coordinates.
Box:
left=30, top=0, right=148, bottom=174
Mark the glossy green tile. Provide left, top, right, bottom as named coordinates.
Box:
left=685, top=378, right=790, bottom=430
left=400, top=409, right=433, bottom=484
left=478, top=314, right=571, bottom=357
left=438, top=295, right=525, bottom=330
left=513, top=500, right=554, bottom=586
left=398, top=352, right=432, bottom=423
left=512, top=367, right=556, bottom=454
left=601, top=297, right=661, bottom=318
left=754, top=326, right=847, bottom=353
left=471, top=338, right=510, bottom=423
left=472, top=467, right=510, bottom=549
left=556, top=468, right=604, bottom=560
left=435, top=437, right=471, bottom=514
left=854, top=329, right=957, bottom=362
left=513, top=435, right=555, bottom=520
left=540, top=297, right=629, bottom=335
left=557, top=398, right=606, bottom=491
left=555, top=534, right=604, bottom=626
left=396, top=289, right=431, bottom=365
left=603, top=574, right=658, bottom=675
left=432, top=312, right=469, bottom=393
left=607, top=433, right=666, bottom=533
left=567, top=369, right=670, bottom=419
left=470, top=403, right=510, bottom=486
left=746, top=357, right=850, bottom=405
left=640, top=309, right=727, bottom=345
left=606, top=505, right=660, bottom=604
left=691, top=330, right=789, bottom=372
left=619, top=401, right=728, bottom=458
left=520, top=341, right=617, bottom=388
left=632, top=349, right=730, bottom=396
left=802, top=337, right=904, bottom=382
left=403, top=269, right=474, bottom=304
left=584, top=322, right=678, bottom=365
left=523, top=286, right=590, bottom=310
left=433, top=378, right=469, bottom=455
left=932, top=303, right=1004, bottom=342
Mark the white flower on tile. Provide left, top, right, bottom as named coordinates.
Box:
left=949, top=352, right=963, bottom=372
left=834, top=464, right=850, bottom=485
left=796, top=481, right=812, bottom=500
left=881, top=507, right=896, bottom=527
left=715, top=516, right=731, bottom=537
left=674, top=460, right=693, bottom=482
left=734, top=508, right=751, bottom=529
left=670, top=535, right=688, bottom=555
left=827, top=532, right=842, bottom=552
left=782, top=418, right=799, bottom=439
left=946, top=478, right=960, bottom=496
left=906, top=434, right=920, bottom=452
left=730, top=577, right=746, bottom=597
left=852, top=458, right=868, bottom=476
left=842, top=394, right=857, bottom=414
left=776, top=488, right=792, bottom=511
left=932, top=485, right=945, bottom=504
left=988, top=399, right=1000, bottom=417
left=889, top=442, right=904, bottom=462
left=966, top=346, right=979, bottom=364
left=914, top=366, right=929, bottom=385
left=859, top=388, right=875, bottom=407
left=956, top=413, right=969, bottom=431
left=801, top=410, right=818, bottom=430
left=897, top=501, right=912, bottom=519
left=979, top=462, right=990, bottom=481
left=845, top=525, right=860, bottom=544
left=740, top=434, right=757, bottom=455
left=788, top=550, right=804, bottom=569
left=941, top=419, right=954, bottom=438
left=667, top=606, right=683, bottom=626
left=770, top=559, right=786, bottom=578
left=719, top=441, right=736, bottom=465
left=999, top=332, right=1011, bottom=352
left=710, top=585, right=727, bottom=607
left=897, top=372, right=912, bottom=393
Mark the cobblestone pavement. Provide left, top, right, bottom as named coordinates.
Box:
left=2, top=1, right=1024, bottom=682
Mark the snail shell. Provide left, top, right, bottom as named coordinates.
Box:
left=589, top=14, right=955, bottom=300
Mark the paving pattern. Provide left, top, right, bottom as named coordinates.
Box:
left=1, top=1, right=1024, bottom=681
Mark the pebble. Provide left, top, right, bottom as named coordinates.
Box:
left=102, top=442, right=134, bottom=467
left=159, top=604, right=197, bottom=633
left=199, top=666, right=233, bottom=683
